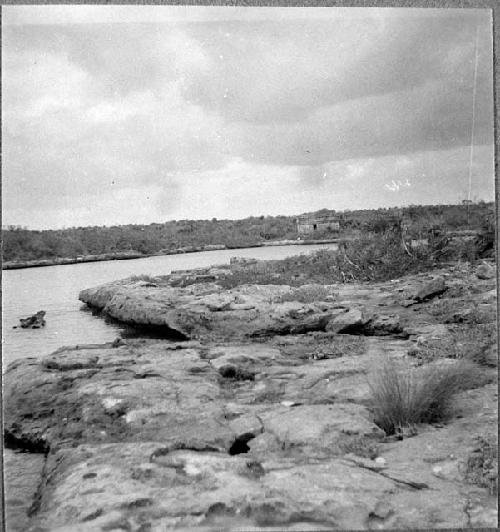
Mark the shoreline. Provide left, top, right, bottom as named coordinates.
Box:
left=3, top=257, right=497, bottom=530
left=2, top=238, right=340, bottom=271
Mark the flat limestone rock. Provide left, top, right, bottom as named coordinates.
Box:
left=259, top=404, right=384, bottom=448
left=5, top=262, right=498, bottom=531
left=29, top=442, right=398, bottom=532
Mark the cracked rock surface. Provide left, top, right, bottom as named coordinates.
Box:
left=4, top=261, right=497, bottom=530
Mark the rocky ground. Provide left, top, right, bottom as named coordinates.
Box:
left=3, top=258, right=497, bottom=531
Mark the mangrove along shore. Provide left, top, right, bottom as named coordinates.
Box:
left=2, top=239, right=340, bottom=270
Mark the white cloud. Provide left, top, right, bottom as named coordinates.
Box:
left=1, top=8, right=494, bottom=229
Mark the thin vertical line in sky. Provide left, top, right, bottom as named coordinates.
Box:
left=467, top=23, right=480, bottom=203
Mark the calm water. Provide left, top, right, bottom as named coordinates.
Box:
left=2, top=243, right=337, bottom=367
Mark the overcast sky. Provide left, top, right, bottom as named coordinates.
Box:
left=2, top=6, right=495, bottom=229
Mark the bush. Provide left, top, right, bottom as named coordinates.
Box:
left=368, top=360, right=483, bottom=435
left=216, top=223, right=494, bottom=289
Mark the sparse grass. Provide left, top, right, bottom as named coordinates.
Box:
left=408, top=324, right=497, bottom=368
left=428, top=299, right=496, bottom=325
left=272, top=284, right=336, bottom=304
left=464, top=433, right=498, bottom=495
left=368, top=359, right=484, bottom=435
left=128, top=274, right=158, bottom=283
left=338, top=434, right=380, bottom=460
left=275, top=332, right=366, bottom=360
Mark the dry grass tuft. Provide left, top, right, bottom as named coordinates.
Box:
left=368, top=359, right=483, bottom=435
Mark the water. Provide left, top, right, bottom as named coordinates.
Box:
left=2, top=243, right=337, bottom=531
left=2, top=243, right=336, bottom=367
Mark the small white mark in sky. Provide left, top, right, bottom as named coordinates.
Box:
left=385, top=178, right=411, bottom=192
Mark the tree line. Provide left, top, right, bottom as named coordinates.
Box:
left=2, top=202, right=494, bottom=263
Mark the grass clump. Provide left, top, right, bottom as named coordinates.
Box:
left=368, top=360, right=483, bottom=435
left=464, top=433, right=498, bottom=494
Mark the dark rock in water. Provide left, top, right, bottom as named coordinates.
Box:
left=18, top=311, right=46, bottom=329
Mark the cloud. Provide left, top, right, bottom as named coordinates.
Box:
left=183, top=11, right=492, bottom=125
left=1, top=7, right=494, bottom=229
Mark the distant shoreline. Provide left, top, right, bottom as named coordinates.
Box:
left=2, top=239, right=340, bottom=271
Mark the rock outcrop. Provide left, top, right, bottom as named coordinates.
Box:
left=4, top=260, right=498, bottom=530
left=4, top=334, right=497, bottom=531
left=477, top=262, right=496, bottom=280
left=79, top=279, right=415, bottom=341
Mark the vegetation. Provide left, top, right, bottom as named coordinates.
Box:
left=2, top=202, right=494, bottom=263
left=218, top=216, right=495, bottom=289
left=464, top=433, right=498, bottom=495
left=127, top=274, right=159, bottom=284
left=275, top=333, right=366, bottom=360
left=367, top=360, right=484, bottom=436
left=272, top=284, right=336, bottom=304
left=338, top=434, right=380, bottom=460
left=408, top=324, right=497, bottom=368
left=2, top=215, right=297, bottom=262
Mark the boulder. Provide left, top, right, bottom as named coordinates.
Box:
left=363, top=314, right=407, bottom=337
left=326, top=309, right=365, bottom=334
left=412, top=277, right=447, bottom=302
left=476, top=263, right=496, bottom=280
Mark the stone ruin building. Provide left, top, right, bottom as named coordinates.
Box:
left=296, top=209, right=409, bottom=236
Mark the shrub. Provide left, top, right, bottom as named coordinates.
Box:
left=367, top=360, right=483, bottom=435
left=334, top=231, right=433, bottom=282
left=216, top=224, right=494, bottom=289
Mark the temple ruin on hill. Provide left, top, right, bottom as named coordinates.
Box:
left=296, top=213, right=341, bottom=235
left=296, top=209, right=409, bottom=235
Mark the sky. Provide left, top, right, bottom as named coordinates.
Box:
left=2, top=6, right=495, bottom=229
